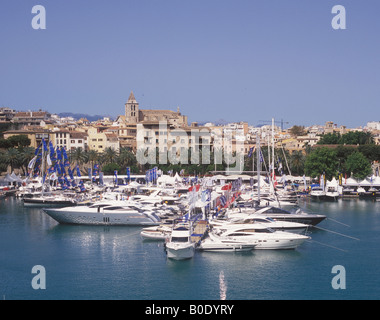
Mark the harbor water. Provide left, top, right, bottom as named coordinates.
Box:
left=1, top=196, right=380, bottom=300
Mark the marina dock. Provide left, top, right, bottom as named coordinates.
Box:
left=191, top=220, right=209, bottom=244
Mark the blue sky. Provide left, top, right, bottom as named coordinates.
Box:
left=1, top=0, right=379, bottom=128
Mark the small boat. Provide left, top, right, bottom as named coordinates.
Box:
left=141, top=225, right=172, bottom=241
left=198, top=232, right=257, bottom=252
left=358, top=187, right=377, bottom=199
left=165, top=220, right=196, bottom=260
left=310, top=187, right=326, bottom=201
left=325, top=186, right=340, bottom=201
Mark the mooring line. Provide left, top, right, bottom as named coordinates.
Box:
left=313, top=225, right=360, bottom=241
left=307, top=239, right=348, bottom=253
left=326, top=217, right=351, bottom=227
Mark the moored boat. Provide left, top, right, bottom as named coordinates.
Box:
left=165, top=220, right=196, bottom=260
left=212, top=224, right=310, bottom=250
left=198, top=232, right=257, bottom=252
left=43, top=200, right=161, bottom=226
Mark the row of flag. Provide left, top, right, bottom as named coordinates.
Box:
left=28, top=139, right=87, bottom=191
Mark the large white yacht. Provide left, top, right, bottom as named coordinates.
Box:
left=211, top=214, right=310, bottom=234
left=212, top=224, right=310, bottom=250
left=225, top=205, right=326, bottom=226
left=43, top=200, right=161, bottom=226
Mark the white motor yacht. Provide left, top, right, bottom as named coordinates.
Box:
left=213, top=224, right=310, bottom=250
left=198, top=232, right=257, bottom=252
left=211, top=214, right=310, bottom=234
left=325, top=186, right=340, bottom=201
left=165, top=220, right=196, bottom=260
left=225, top=205, right=326, bottom=226
left=310, top=187, right=326, bottom=201
left=43, top=200, right=161, bottom=226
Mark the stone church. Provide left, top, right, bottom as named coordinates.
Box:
left=123, top=91, right=188, bottom=127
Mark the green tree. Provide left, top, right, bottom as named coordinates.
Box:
left=117, top=147, right=137, bottom=169
left=358, top=144, right=380, bottom=163
left=317, top=133, right=341, bottom=145
left=69, top=147, right=87, bottom=174
left=102, top=163, right=121, bottom=175
left=102, top=147, right=118, bottom=164
left=340, top=131, right=373, bottom=145
left=18, top=147, right=35, bottom=175
left=289, top=125, right=306, bottom=137
left=289, top=150, right=305, bottom=176
left=345, top=151, right=372, bottom=179
left=4, top=148, right=20, bottom=172
left=304, top=147, right=339, bottom=180
left=7, top=135, right=31, bottom=148
left=85, top=150, right=99, bottom=169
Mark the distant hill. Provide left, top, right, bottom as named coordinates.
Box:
left=58, top=112, right=113, bottom=122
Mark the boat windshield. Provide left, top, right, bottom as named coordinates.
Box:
left=89, top=204, right=110, bottom=209
left=171, top=237, right=189, bottom=243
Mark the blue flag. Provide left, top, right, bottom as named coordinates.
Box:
left=248, top=147, right=254, bottom=158
left=76, top=166, right=81, bottom=177
left=42, top=139, right=48, bottom=152
left=56, top=147, right=62, bottom=161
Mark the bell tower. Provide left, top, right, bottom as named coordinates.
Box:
left=125, top=91, right=139, bottom=123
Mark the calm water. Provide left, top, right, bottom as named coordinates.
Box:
left=1, top=196, right=380, bottom=300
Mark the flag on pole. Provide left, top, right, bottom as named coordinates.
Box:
left=76, top=165, right=81, bottom=177
left=248, top=146, right=255, bottom=158
left=28, top=156, right=37, bottom=169
left=42, top=139, right=48, bottom=153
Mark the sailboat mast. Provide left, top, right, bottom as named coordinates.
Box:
left=41, top=141, right=46, bottom=196
left=256, top=133, right=260, bottom=204
left=272, top=118, right=275, bottom=180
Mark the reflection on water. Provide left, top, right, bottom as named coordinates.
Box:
left=219, top=270, right=227, bottom=300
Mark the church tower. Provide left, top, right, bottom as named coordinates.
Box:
left=125, top=91, right=139, bottom=123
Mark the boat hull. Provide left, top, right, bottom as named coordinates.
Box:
left=254, top=237, right=308, bottom=250
left=198, top=241, right=256, bottom=252
left=265, top=214, right=326, bottom=226
left=166, top=243, right=195, bottom=260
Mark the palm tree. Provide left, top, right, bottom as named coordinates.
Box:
left=70, top=147, right=87, bottom=172
left=289, top=150, right=305, bottom=176
left=5, top=148, right=20, bottom=173
left=18, top=147, right=35, bottom=175
left=85, top=149, right=99, bottom=170
left=117, top=148, right=136, bottom=168
left=102, top=147, right=118, bottom=165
